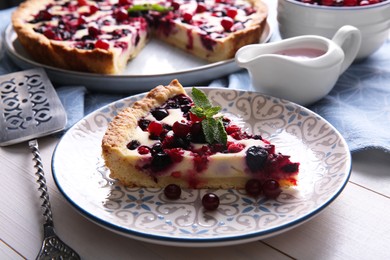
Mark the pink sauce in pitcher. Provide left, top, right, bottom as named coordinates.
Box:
left=275, top=48, right=326, bottom=59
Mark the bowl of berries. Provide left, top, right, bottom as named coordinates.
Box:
left=277, top=0, right=390, bottom=59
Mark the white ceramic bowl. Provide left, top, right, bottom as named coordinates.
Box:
left=277, top=0, right=390, bottom=59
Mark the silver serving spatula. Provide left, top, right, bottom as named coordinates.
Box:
left=0, top=68, right=80, bottom=259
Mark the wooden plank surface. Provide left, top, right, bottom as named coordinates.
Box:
left=1, top=136, right=389, bottom=259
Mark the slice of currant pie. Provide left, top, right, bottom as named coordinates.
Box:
left=12, top=0, right=267, bottom=74
left=102, top=79, right=299, bottom=189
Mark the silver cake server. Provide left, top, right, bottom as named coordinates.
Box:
left=0, top=68, right=80, bottom=259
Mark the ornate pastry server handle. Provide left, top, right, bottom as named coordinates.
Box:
left=29, top=139, right=80, bottom=260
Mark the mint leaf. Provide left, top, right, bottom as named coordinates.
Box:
left=214, top=118, right=228, bottom=144
left=204, top=106, right=221, bottom=118
left=191, top=87, right=212, bottom=108
left=128, top=4, right=173, bottom=13
left=191, top=88, right=227, bottom=145
left=202, top=118, right=215, bottom=145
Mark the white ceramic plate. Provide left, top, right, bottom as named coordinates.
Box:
left=52, top=88, right=351, bottom=247
left=4, top=24, right=271, bottom=93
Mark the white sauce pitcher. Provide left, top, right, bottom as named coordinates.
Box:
left=235, top=25, right=361, bottom=106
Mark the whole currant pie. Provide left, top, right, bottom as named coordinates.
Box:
left=101, top=79, right=300, bottom=189
left=12, top=0, right=267, bottom=74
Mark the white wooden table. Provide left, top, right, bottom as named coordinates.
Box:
left=1, top=136, right=389, bottom=259
left=1, top=1, right=390, bottom=259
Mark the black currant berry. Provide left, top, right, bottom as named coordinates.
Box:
left=202, top=193, right=220, bottom=210
left=164, top=184, right=181, bottom=200
left=246, top=146, right=268, bottom=172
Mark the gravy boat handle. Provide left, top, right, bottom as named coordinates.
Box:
left=332, top=25, right=361, bottom=74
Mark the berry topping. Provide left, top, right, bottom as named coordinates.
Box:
left=196, top=3, right=208, bottom=13
left=127, top=140, right=140, bottom=150
left=43, top=29, right=59, bottom=40
left=281, top=163, right=300, bottom=173
left=226, top=8, right=238, bottom=19
left=166, top=148, right=184, bottom=162
left=148, top=121, right=164, bottom=137
left=221, top=17, right=234, bottom=31
left=151, top=109, right=169, bottom=121
left=182, top=12, right=193, bottom=23
left=77, top=0, right=88, bottom=6
left=151, top=142, right=164, bottom=154
left=202, top=193, right=220, bottom=210
left=227, top=143, right=244, bottom=153
left=172, top=121, right=191, bottom=137
left=88, top=25, right=100, bottom=38
left=171, top=1, right=180, bottom=11
left=139, top=118, right=151, bottom=131
left=36, top=10, right=53, bottom=21
left=118, top=0, right=132, bottom=5
left=89, top=5, right=99, bottom=15
left=151, top=151, right=172, bottom=171
left=114, top=8, right=129, bottom=22
left=245, top=179, right=262, bottom=196
left=189, top=112, right=204, bottom=122
left=262, top=179, right=282, bottom=199
left=164, top=184, right=182, bottom=199
left=246, top=146, right=268, bottom=172
left=95, top=39, right=110, bottom=50
left=190, top=122, right=206, bottom=143
left=137, top=146, right=150, bottom=154
left=225, top=124, right=241, bottom=135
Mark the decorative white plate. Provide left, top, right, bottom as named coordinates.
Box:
left=52, top=88, right=351, bottom=247
left=4, top=24, right=271, bottom=93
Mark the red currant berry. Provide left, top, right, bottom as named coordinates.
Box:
left=171, top=1, right=180, bottom=10
left=137, top=146, right=150, bottom=155
left=38, top=10, right=53, bottom=21
left=43, top=29, right=57, bottom=40
left=225, top=124, right=240, bottom=135
left=189, top=112, right=204, bottom=122
left=245, top=179, right=262, bottom=196
left=196, top=3, right=207, bottom=13
left=182, top=12, right=193, bottom=23
left=227, top=143, right=245, bottom=153
left=89, top=5, right=99, bottom=15
left=77, top=0, right=88, bottom=6
left=226, top=8, right=238, bottom=19
left=172, top=121, right=191, bottom=137
left=221, top=17, right=234, bottom=31
left=115, top=8, right=128, bottom=22
left=202, top=193, right=220, bottom=210
left=95, top=39, right=110, bottom=50
left=148, top=121, right=164, bottom=136
left=164, top=184, right=182, bottom=200
left=118, top=0, right=132, bottom=5
left=262, top=179, right=282, bottom=199
left=78, top=16, right=87, bottom=26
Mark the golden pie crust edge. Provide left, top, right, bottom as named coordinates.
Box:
left=101, top=79, right=188, bottom=187
left=11, top=0, right=268, bottom=74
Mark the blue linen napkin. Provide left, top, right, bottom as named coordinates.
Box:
left=0, top=7, right=389, bottom=153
